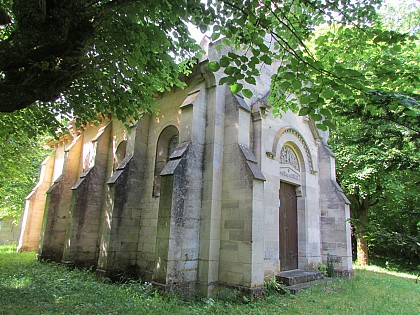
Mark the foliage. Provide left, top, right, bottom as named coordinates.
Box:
left=264, top=277, right=285, bottom=296
left=330, top=104, right=419, bottom=264
left=0, top=131, right=51, bottom=221
left=207, top=1, right=418, bottom=131
left=332, top=113, right=419, bottom=209
left=0, top=0, right=211, bottom=220
left=1, top=246, right=419, bottom=314
left=0, top=0, right=210, bottom=132
left=366, top=169, right=420, bottom=269
left=380, top=0, right=420, bottom=34
left=310, top=23, right=419, bottom=130
left=325, top=0, right=419, bottom=266
left=2, top=0, right=418, bottom=135
left=326, top=254, right=335, bottom=278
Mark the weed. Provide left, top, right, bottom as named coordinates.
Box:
left=318, top=262, right=327, bottom=276
left=326, top=254, right=335, bottom=277
left=264, top=277, right=287, bottom=295
left=216, top=287, right=239, bottom=302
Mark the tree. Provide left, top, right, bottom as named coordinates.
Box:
left=0, top=0, right=210, bottom=132
left=330, top=114, right=419, bottom=265
left=380, top=0, right=420, bottom=34
left=0, top=132, right=51, bottom=222
left=366, top=169, right=419, bottom=269
left=206, top=1, right=418, bottom=132
left=3, top=0, right=414, bottom=135
left=323, top=0, right=419, bottom=265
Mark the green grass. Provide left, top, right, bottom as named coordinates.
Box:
left=0, top=245, right=419, bottom=315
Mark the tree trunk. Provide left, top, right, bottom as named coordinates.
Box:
left=355, top=228, right=369, bottom=265
left=353, top=208, right=369, bottom=266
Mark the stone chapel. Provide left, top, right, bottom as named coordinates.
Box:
left=18, top=40, right=352, bottom=298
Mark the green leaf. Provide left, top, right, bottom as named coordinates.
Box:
left=219, top=77, right=230, bottom=85
left=300, top=95, right=312, bottom=105
left=208, top=61, right=220, bottom=72
left=261, top=55, right=273, bottom=65
left=281, top=72, right=295, bottom=80
left=316, top=123, right=328, bottom=131
left=259, top=43, right=269, bottom=53
left=224, top=66, right=235, bottom=75
left=220, top=56, right=230, bottom=67
left=251, top=48, right=260, bottom=57
left=230, top=83, right=243, bottom=94
left=245, top=77, right=256, bottom=85
left=211, top=32, right=220, bottom=41
left=320, top=108, right=332, bottom=117
left=323, top=120, right=335, bottom=129
left=310, top=113, right=323, bottom=121
left=242, top=88, right=253, bottom=98
left=299, top=107, right=311, bottom=116
left=291, top=80, right=302, bottom=90
left=321, top=88, right=335, bottom=99
left=279, top=81, right=291, bottom=90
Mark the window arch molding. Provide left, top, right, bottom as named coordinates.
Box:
left=113, top=140, right=127, bottom=170
left=153, top=125, right=179, bottom=197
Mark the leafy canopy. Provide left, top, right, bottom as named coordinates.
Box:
left=208, top=0, right=419, bottom=131
left=326, top=0, right=420, bottom=265
left=2, top=0, right=418, bottom=135
left=0, top=133, right=51, bottom=221
left=0, top=0, right=212, bottom=134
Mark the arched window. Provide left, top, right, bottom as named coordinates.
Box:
left=114, top=140, right=127, bottom=170
left=153, top=126, right=179, bottom=197
left=82, top=151, right=91, bottom=173
left=167, top=135, right=179, bottom=157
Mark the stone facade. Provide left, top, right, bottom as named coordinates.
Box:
left=18, top=42, right=352, bottom=298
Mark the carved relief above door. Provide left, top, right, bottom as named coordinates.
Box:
left=279, top=146, right=301, bottom=182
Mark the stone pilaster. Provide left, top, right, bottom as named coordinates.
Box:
left=96, top=155, right=133, bottom=277
left=38, top=135, right=83, bottom=262
left=153, top=83, right=207, bottom=298
left=62, top=123, right=111, bottom=267
left=18, top=155, right=55, bottom=252
left=318, top=141, right=353, bottom=272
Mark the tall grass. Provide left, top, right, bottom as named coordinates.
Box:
left=0, top=246, right=418, bottom=314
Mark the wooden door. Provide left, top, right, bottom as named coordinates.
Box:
left=279, top=182, right=298, bottom=271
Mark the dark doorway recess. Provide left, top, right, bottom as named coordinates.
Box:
left=279, top=181, right=298, bottom=271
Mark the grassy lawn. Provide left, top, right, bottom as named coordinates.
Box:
left=0, top=245, right=418, bottom=315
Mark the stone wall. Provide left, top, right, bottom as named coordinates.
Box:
left=18, top=155, right=55, bottom=251
left=62, top=123, right=111, bottom=267
left=318, top=141, right=353, bottom=273
left=38, top=135, right=83, bottom=262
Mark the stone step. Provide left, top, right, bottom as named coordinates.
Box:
left=276, top=269, right=324, bottom=286
left=284, top=278, right=335, bottom=294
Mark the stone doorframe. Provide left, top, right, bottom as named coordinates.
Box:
left=268, top=127, right=319, bottom=270
left=278, top=143, right=306, bottom=270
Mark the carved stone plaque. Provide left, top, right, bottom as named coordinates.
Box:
left=280, top=146, right=300, bottom=171
left=279, top=146, right=300, bottom=181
